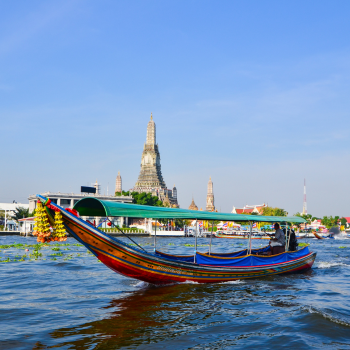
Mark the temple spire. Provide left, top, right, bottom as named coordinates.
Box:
left=133, top=114, right=178, bottom=207
left=115, top=171, right=122, bottom=194
left=146, top=113, right=156, bottom=146
left=206, top=176, right=215, bottom=211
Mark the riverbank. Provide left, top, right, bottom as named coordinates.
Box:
left=0, top=231, right=21, bottom=236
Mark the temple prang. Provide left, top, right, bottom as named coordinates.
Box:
left=133, top=114, right=178, bottom=207
left=115, top=171, right=122, bottom=194
left=188, top=197, right=198, bottom=210
left=206, top=176, right=215, bottom=212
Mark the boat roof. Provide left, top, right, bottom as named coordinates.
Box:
left=72, top=197, right=306, bottom=223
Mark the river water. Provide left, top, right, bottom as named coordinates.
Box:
left=0, top=235, right=350, bottom=350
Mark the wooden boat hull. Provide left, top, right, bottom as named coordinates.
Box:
left=54, top=206, right=316, bottom=284
left=313, top=232, right=324, bottom=240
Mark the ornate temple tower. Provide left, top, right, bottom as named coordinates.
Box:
left=206, top=176, right=215, bottom=212
left=115, top=171, right=122, bottom=194
left=133, top=114, right=178, bottom=207
left=188, top=198, right=198, bottom=210
left=134, top=114, right=166, bottom=191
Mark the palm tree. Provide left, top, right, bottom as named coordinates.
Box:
left=11, top=207, right=30, bottom=221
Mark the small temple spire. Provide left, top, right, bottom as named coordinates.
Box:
left=146, top=113, right=156, bottom=145
left=115, top=171, right=122, bottom=194
left=206, top=176, right=215, bottom=211
left=189, top=197, right=198, bottom=211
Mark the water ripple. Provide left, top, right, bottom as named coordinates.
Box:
left=0, top=236, right=350, bottom=349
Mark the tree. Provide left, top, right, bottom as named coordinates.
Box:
left=131, top=192, right=163, bottom=206
left=262, top=206, right=287, bottom=217
left=321, top=216, right=340, bottom=229
left=340, top=217, right=347, bottom=227
left=11, top=207, right=30, bottom=221
left=116, top=190, right=164, bottom=207
left=295, top=212, right=313, bottom=224
left=115, top=191, right=131, bottom=196
left=174, top=219, right=187, bottom=228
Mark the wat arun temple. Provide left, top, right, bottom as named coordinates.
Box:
left=115, top=114, right=217, bottom=210
left=132, top=114, right=178, bottom=207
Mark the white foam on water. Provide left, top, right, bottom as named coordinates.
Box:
left=317, top=261, right=349, bottom=269
left=304, top=306, right=350, bottom=327
left=219, top=280, right=243, bottom=284
left=133, top=281, right=150, bottom=288
left=182, top=280, right=200, bottom=284
left=334, top=233, right=350, bottom=240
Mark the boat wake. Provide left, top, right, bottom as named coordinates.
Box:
left=316, top=261, right=349, bottom=269
left=133, top=281, right=150, bottom=288
left=132, top=279, right=243, bottom=287
left=219, top=280, right=243, bottom=284
left=133, top=280, right=202, bottom=288
left=182, top=280, right=200, bottom=284
left=303, top=305, right=350, bottom=327
left=334, top=235, right=350, bottom=240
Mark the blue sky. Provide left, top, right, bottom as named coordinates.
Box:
left=1, top=0, right=349, bottom=217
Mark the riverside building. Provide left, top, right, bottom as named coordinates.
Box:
left=231, top=204, right=267, bottom=214
left=28, top=181, right=133, bottom=227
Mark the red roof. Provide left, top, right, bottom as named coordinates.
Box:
left=18, top=217, right=35, bottom=222
left=343, top=217, right=350, bottom=223
left=234, top=205, right=266, bottom=215
left=236, top=208, right=254, bottom=214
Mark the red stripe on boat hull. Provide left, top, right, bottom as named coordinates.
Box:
left=96, top=251, right=316, bottom=284
left=97, top=252, right=186, bottom=284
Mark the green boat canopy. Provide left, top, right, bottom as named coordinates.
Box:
left=73, top=198, right=306, bottom=224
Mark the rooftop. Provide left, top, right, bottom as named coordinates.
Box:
left=28, top=192, right=132, bottom=199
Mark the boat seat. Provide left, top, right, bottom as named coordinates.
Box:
left=271, top=246, right=285, bottom=255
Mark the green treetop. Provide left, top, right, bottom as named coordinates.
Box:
left=261, top=206, right=287, bottom=217
left=116, top=191, right=163, bottom=207
left=321, top=216, right=340, bottom=229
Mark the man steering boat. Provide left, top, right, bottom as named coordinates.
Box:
left=269, top=223, right=286, bottom=254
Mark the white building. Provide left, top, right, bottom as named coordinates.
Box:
left=28, top=191, right=134, bottom=228
left=18, top=217, right=35, bottom=235
left=0, top=202, right=29, bottom=212
left=0, top=202, right=30, bottom=231
left=232, top=203, right=267, bottom=215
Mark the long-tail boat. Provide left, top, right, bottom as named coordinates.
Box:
left=37, top=195, right=315, bottom=284
left=313, top=232, right=324, bottom=240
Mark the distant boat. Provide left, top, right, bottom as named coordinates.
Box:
left=313, top=232, right=324, bottom=240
